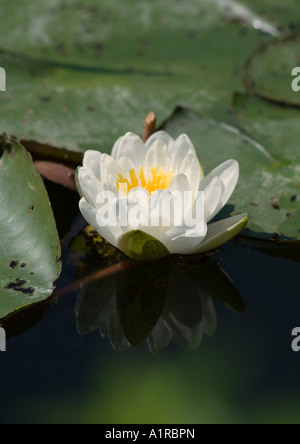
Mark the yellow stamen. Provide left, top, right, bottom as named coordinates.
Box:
left=116, top=164, right=174, bottom=196
left=129, top=169, right=139, bottom=188
left=138, top=166, right=146, bottom=188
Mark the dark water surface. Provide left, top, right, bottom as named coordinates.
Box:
left=0, top=219, right=300, bottom=424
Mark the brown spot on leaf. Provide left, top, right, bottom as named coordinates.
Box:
left=9, top=261, right=18, bottom=269
left=270, top=197, right=280, bottom=210
left=40, top=96, right=52, bottom=103
left=5, top=278, right=35, bottom=295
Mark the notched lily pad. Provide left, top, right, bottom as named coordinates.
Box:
left=242, top=33, right=300, bottom=106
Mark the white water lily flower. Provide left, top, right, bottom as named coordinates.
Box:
left=77, top=131, right=248, bottom=261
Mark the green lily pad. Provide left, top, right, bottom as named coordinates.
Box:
left=161, top=106, right=300, bottom=241
left=0, top=0, right=273, bottom=157
left=0, top=137, right=61, bottom=321
left=232, top=93, right=300, bottom=162
left=238, top=0, right=300, bottom=34
left=232, top=93, right=300, bottom=240
left=0, top=0, right=285, bottom=65
left=242, top=34, right=300, bottom=106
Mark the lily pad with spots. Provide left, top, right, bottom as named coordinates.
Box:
left=0, top=137, right=61, bottom=321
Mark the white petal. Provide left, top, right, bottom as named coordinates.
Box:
left=203, top=176, right=223, bottom=223
left=82, top=150, right=102, bottom=179
left=179, top=154, right=203, bottom=197
left=78, top=167, right=102, bottom=206
left=100, top=154, right=118, bottom=183
left=100, top=180, right=120, bottom=196
left=128, top=187, right=151, bottom=207
left=111, top=135, right=124, bottom=160
left=138, top=186, right=208, bottom=254
left=127, top=190, right=179, bottom=241
left=167, top=173, right=191, bottom=193
left=145, top=140, right=171, bottom=170
left=117, top=156, right=136, bottom=181
left=168, top=174, right=193, bottom=223
left=140, top=160, right=153, bottom=183
left=148, top=190, right=178, bottom=231
left=145, top=131, right=174, bottom=149
left=169, top=134, right=197, bottom=169
left=199, top=160, right=239, bottom=219
left=79, top=197, right=121, bottom=249
left=192, top=213, right=248, bottom=254
left=111, top=132, right=147, bottom=167
left=163, top=222, right=208, bottom=255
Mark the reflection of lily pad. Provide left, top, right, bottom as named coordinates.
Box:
left=242, top=34, right=300, bottom=106
left=0, top=137, right=61, bottom=321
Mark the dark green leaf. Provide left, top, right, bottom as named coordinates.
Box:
left=0, top=137, right=61, bottom=320
left=242, top=34, right=300, bottom=106
left=232, top=94, right=300, bottom=241
left=0, top=0, right=272, bottom=156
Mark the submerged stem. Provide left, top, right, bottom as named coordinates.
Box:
left=56, top=260, right=136, bottom=298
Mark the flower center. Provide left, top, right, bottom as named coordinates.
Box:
left=116, top=165, right=174, bottom=196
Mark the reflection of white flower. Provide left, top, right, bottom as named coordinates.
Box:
left=75, top=266, right=218, bottom=354
left=78, top=131, right=248, bottom=260
left=147, top=276, right=217, bottom=355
